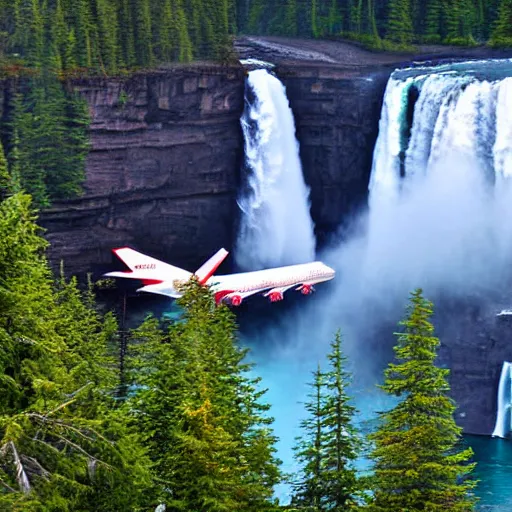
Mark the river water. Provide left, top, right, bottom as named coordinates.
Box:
left=466, top=435, right=512, bottom=510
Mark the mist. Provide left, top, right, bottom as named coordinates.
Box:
left=239, top=68, right=512, bottom=502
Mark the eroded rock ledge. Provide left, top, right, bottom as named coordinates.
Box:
left=39, top=66, right=246, bottom=275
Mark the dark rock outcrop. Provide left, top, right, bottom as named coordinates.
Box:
left=275, top=65, right=391, bottom=243
left=38, top=66, right=246, bottom=275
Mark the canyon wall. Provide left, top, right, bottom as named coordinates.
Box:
left=276, top=65, right=390, bottom=243
left=36, top=61, right=390, bottom=275
left=39, top=66, right=246, bottom=275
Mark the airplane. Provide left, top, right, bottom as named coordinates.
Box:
left=104, top=247, right=335, bottom=306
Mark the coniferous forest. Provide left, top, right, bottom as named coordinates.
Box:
left=0, top=2, right=498, bottom=509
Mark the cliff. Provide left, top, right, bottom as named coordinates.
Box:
left=36, top=57, right=392, bottom=275
left=39, top=66, right=246, bottom=275
left=276, top=65, right=390, bottom=243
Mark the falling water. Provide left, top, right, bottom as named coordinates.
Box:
left=235, top=69, right=315, bottom=271
left=492, top=362, right=512, bottom=439
left=238, top=60, right=512, bottom=505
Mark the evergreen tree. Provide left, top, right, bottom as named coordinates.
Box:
left=322, top=331, right=360, bottom=509
left=366, top=289, right=477, bottom=512
left=128, top=281, right=281, bottom=511
left=490, top=0, right=512, bottom=47
left=0, top=139, right=10, bottom=197
left=386, top=0, right=414, bottom=45
left=444, top=0, right=477, bottom=45
left=0, top=193, right=152, bottom=510
left=8, top=77, right=89, bottom=207
left=117, top=0, right=135, bottom=67
left=133, top=0, right=153, bottom=66
left=291, top=366, right=325, bottom=509
left=284, top=0, right=299, bottom=36
left=424, top=0, right=443, bottom=43
left=291, top=331, right=360, bottom=510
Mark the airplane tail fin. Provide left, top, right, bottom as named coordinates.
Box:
left=104, top=247, right=229, bottom=298
left=104, top=247, right=192, bottom=285
left=194, top=248, right=229, bottom=284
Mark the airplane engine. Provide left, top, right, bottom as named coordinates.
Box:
left=297, top=284, right=314, bottom=295
left=224, top=293, right=243, bottom=306
left=267, top=290, right=284, bottom=302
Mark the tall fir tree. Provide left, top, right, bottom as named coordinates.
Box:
left=443, top=0, right=477, bottom=44
left=386, top=0, right=414, bottom=45
left=128, top=281, right=281, bottom=511
left=424, top=0, right=444, bottom=43
left=490, top=0, right=512, bottom=47
left=291, top=331, right=360, bottom=510
left=291, top=365, right=325, bottom=509
left=0, top=139, right=10, bottom=197
left=366, top=289, right=477, bottom=512
left=322, top=331, right=360, bottom=509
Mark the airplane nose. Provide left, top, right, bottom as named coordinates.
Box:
left=321, top=263, right=336, bottom=278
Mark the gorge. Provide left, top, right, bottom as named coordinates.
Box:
left=3, top=39, right=512, bottom=442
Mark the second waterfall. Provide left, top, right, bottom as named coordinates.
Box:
left=235, top=69, right=315, bottom=271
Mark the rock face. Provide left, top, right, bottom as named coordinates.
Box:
left=39, top=66, right=246, bottom=275
left=275, top=65, right=391, bottom=243
left=37, top=61, right=391, bottom=275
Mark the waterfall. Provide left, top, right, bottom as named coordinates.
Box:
left=235, top=69, right=315, bottom=271
left=362, top=68, right=512, bottom=297
left=492, top=362, right=512, bottom=438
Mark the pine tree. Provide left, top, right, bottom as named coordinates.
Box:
left=133, top=0, right=153, bottom=66
left=92, top=0, right=119, bottom=73
left=128, top=281, right=281, bottom=511
left=322, top=331, right=360, bottom=509
left=490, top=0, right=512, bottom=47
left=284, top=0, right=299, bottom=36
left=367, top=289, right=477, bottom=512
left=444, top=0, right=477, bottom=45
left=291, top=331, right=360, bottom=510
left=117, top=0, right=135, bottom=67
left=0, top=139, right=11, bottom=197
left=386, top=0, right=414, bottom=45
left=424, top=0, right=443, bottom=43
left=0, top=193, right=152, bottom=509
left=291, top=366, right=325, bottom=509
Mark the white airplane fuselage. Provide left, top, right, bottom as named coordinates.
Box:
left=104, top=247, right=335, bottom=306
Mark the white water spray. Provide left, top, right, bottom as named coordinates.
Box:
left=235, top=69, right=315, bottom=271
left=239, top=61, right=512, bottom=504
left=492, top=362, right=512, bottom=438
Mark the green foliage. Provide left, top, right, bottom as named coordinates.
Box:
left=489, top=0, right=512, bottom=47
left=0, top=193, right=152, bottom=510
left=291, top=331, right=360, bottom=510
left=0, top=139, right=11, bottom=197
left=127, top=280, right=281, bottom=511
left=243, top=0, right=501, bottom=47
left=443, top=0, right=478, bottom=45
left=366, top=289, right=477, bottom=512
left=386, top=0, right=414, bottom=44
left=1, top=0, right=235, bottom=74
left=7, top=77, right=89, bottom=208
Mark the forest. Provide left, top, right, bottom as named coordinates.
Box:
left=1, top=0, right=512, bottom=75
left=240, top=0, right=512, bottom=48
left=0, top=189, right=478, bottom=510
